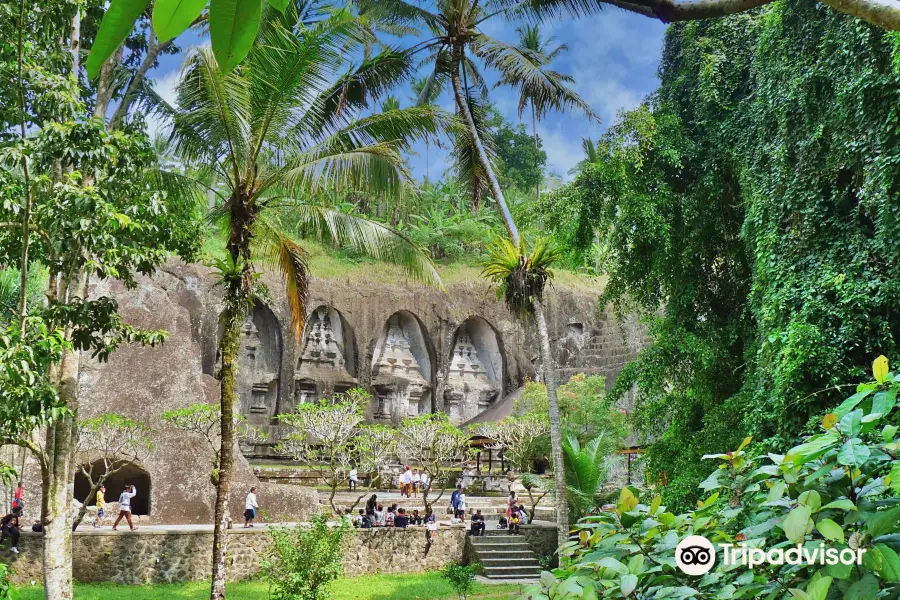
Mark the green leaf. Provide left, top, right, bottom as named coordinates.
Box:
left=872, top=388, right=898, bottom=416
left=620, top=573, right=638, bottom=597
left=799, top=490, right=822, bottom=512
left=782, top=505, right=812, bottom=543
left=875, top=544, right=900, bottom=582
left=839, top=409, right=863, bottom=437
left=153, top=0, right=208, bottom=43
left=891, top=463, right=900, bottom=495
left=833, top=389, right=873, bottom=419
left=821, top=499, right=856, bottom=511
left=617, top=488, right=638, bottom=516
left=845, top=574, right=879, bottom=600
left=805, top=576, right=831, bottom=600
left=267, top=0, right=290, bottom=10
left=595, top=557, right=629, bottom=575
left=86, top=0, right=153, bottom=79
left=866, top=507, right=900, bottom=538
left=837, top=438, right=870, bottom=466
left=210, top=0, right=262, bottom=73
left=884, top=424, right=898, bottom=443
left=815, top=518, right=844, bottom=542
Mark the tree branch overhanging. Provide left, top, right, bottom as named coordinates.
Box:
left=604, top=0, right=900, bottom=31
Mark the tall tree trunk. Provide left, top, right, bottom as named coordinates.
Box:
left=425, top=141, right=429, bottom=184
left=450, top=45, right=568, bottom=549
left=210, top=307, right=241, bottom=600
left=449, top=45, right=517, bottom=243
left=211, top=201, right=253, bottom=600
left=534, top=300, right=569, bottom=550
left=15, top=0, right=32, bottom=330
left=532, top=103, right=540, bottom=204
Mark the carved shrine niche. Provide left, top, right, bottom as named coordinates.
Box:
left=236, top=302, right=282, bottom=425
left=370, top=311, right=433, bottom=425
left=294, top=306, right=358, bottom=405
left=444, top=317, right=502, bottom=424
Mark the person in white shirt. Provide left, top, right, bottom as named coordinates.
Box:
left=411, top=469, right=421, bottom=498
left=244, top=486, right=259, bottom=528
left=112, top=485, right=138, bottom=531
left=420, top=472, right=430, bottom=496
left=348, top=467, right=358, bottom=491
left=456, top=490, right=467, bottom=523
left=400, top=466, right=413, bottom=498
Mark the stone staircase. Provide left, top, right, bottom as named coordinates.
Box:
left=470, top=530, right=541, bottom=580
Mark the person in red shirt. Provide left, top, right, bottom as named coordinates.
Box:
left=12, top=482, right=24, bottom=516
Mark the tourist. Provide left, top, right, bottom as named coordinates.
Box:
left=424, top=509, right=438, bottom=541
left=506, top=491, right=518, bottom=520
left=450, top=485, right=462, bottom=515
left=30, top=520, right=42, bottom=533
left=0, top=512, right=20, bottom=553
left=517, top=504, right=528, bottom=525
left=244, top=486, right=259, bottom=528
left=361, top=511, right=373, bottom=529
left=12, top=482, right=24, bottom=516
left=353, top=509, right=365, bottom=527
left=385, top=505, right=395, bottom=527
left=470, top=509, right=485, bottom=536
left=456, top=488, right=466, bottom=523
left=112, top=485, right=138, bottom=531
left=410, top=509, right=423, bottom=526
left=395, top=508, right=409, bottom=528
left=374, top=504, right=385, bottom=527
left=400, top=465, right=412, bottom=498
left=365, top=494, right=378, bottom=517
left=420, top=471, right=430, bottom=496
left=348, top=466, right=358, bottom=491
left=342, top=508, right=354, bottom=526
left=93, top=485, right=106, bottom=529
left=411, top=469, right=420, bottom=498
left=508, top=511, right=521, bottom=535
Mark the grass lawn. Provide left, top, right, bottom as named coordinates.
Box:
left=17, top=572, right=525, bottom=600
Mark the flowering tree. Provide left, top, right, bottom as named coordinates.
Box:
left=354, top=425, right=398, bottom=491
left=276, top=389, right=370, bottom=513
left=72, top=414, right=153, bottom=528
left=396, top=414, right=474, bottom=512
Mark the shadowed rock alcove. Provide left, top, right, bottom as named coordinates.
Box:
left=370, top=311, right=435, bottom=424
left=445, top=316, right=503, bottom=424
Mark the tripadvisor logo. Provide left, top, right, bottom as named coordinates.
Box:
left=675, top=535, right=867, bottom=576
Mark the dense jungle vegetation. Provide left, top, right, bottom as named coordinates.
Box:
left=537, top=0, right=900, bottom=510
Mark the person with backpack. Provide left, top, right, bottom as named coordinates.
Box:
left=11, top=482, right=24, bottom=516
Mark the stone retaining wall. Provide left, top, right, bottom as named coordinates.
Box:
left=2, top=525, right=469, bottom=586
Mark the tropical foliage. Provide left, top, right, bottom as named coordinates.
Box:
left=538, top=0, right=900, bottom=511
left=524, top=358, right=900, bottom=600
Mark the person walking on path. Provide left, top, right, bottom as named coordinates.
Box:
left=112, top=485, right=138, bottom=531
left=0, top=512, right=20, bottom=553
left=348, top=467, right=358, bottom=492
left=93, top=485, right=106, bottom=529
left=411, top=469, right=421, bottom=498
left=456, top=489, right=467, bottom=523
left=400, top=466, right=412, bottom=498
left=244, top=486, right=259, bottom=528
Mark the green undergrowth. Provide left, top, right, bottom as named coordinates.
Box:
left=16, top=572, right=522, bottom=600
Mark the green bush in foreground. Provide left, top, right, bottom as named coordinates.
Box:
left=442, top=563, right=479, bottom=600
left=261, top=514, right=350, bottom=600
left=526, top=357, right=900, bottom=599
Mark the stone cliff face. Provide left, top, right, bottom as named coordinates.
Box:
left=69, top=259, right=644, bottom=524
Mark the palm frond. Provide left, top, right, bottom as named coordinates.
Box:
left=252, top=215, right=311, bottom=339
left=481, top=236, right=561, bottom=318
left=275, top=203, right=444, bottom=290
left=474, top=34, right=597, bottom=121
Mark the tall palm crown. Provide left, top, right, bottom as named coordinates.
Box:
left=168, top=1, right=447, bottom=332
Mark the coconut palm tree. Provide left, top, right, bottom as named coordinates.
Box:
left=562, top=432, right=610, bottom=519
left=163, top=4, right=448, bottom=598
left=495, top=24, right=595, bottom=200
left=359, top=0, right=592, bottom=547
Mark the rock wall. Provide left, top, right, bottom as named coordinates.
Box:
left=2, top=525, right=469, bottom=585
left=15, top=260, right=644, bottom=526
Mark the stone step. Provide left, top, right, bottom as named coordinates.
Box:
left=482, top=565, right=542, bottom=578
left=480, top=558, right=541, bottom=568
left=471, top=550, right=535, bottom=559
left=471, top=534, right=527, bottom=543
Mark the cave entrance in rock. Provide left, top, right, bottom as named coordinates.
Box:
left=73, top=461, right=152, bottom=516
left=445, top=316, right=505, bottom=424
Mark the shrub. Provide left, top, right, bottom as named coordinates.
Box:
left=442, top=563, right=479, bottom=600
left=525, top=357, right=900, bottom=599
left=0, top=564, right=17, bottom=600
left=261, top=514, right=350, bottom=600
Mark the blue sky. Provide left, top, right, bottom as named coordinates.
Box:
left=146, top=7, right=666, bottom=182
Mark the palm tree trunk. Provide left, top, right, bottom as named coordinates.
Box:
left=450, top=45, right=568, bottom=549
left=210, top=302, right=242, bottom=600
left=425, top=141, right=429, bottom=184
left=532, top=103, right=540, bottom=204
left=449, top=45, right=518, bottom=244
left=534, top=299, right=569, bottom=550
